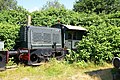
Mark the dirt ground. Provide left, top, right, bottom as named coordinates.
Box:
left=85, top=68, right=113, bottom=80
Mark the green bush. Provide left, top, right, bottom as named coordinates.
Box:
left=0, top=10, right=28, bottom=26
left=0, top=9, right=29, bottom=49
left=0, top=23, right=20, bottom=50
left=1, top=7, right=120, bottom=64
left=31, top=7, right=89, bottom=26
left=71, top=23, right=120, bottom=64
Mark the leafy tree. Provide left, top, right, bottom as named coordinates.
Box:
left=16, top=6, right=29, bottom=13
left=31, top=7, right=79, bottom=26
left=66, top=23, right=120, bottom=64
left=73, top=0, right=120, bottom=14
left=42, top=0, right=65, bottom=10
left=0, top=10, right=29, bottom=26
left=0, top=9, right=29, bottom=49
left=0, top=23, right=20, bottom=50
left=0, top=0, right=18, bottom=10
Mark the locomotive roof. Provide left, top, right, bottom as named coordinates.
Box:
left=52, top=24, right=87, bottom=31
left=63, top=24, right=87, bottom=31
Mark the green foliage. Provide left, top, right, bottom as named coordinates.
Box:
left=0, top=9, right=29, bottom=49
left=74, top=23, right=120, bottom=64
left=31, top=7, right=80, bottom=26
left=31, top=7, right=97, bottom=27
left=66, top=50, right=79, bottom=63
left=73, top=0, right=120, bottom=14
left=42, top=0, right=65, bottom=10
left=0, top=59, right=112, bottom=80
left=31, top=8, right=120, bottom=64
left=0, top=23, right=20, bottom=50
left=7, top=57, right=17, bottom=66
left=0, top=10, right=28, bottom=26
left=1, top=2, right=120, bottom=65
left=0, top=0, right=17, bottom=10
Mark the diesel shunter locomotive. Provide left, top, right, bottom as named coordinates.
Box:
left=0, top=23, right=87, bottom=70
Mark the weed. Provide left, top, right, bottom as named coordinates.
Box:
left=0, top=60, right=112, bottom=80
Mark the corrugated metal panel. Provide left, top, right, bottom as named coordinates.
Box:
left=27, top=26, right=62, bottom=49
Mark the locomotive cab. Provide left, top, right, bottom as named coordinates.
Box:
left=65, top=30, right=86, bottom=50
left=52, top=24, right=87, bottom=50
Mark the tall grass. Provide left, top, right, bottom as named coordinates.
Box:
left=0, top=59, right=112, bottom=80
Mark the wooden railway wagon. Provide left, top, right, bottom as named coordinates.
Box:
left=0, top=23, right=87, bottom=70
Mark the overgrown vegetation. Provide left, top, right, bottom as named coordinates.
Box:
left=0, top=0, right=17, bottom=10
left=0, top=59, right=113, bottom=80
left=73, top=0, right=120, bottom=14
left=0, top=23, right=20, bottom=50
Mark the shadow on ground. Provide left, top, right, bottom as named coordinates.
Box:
left=85, top=68, right=113, bottom=80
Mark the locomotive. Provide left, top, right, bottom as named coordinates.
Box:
left=0, top=23, right=87, bottom=70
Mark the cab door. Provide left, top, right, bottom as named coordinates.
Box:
left=65, top=31, right=74, bottom=50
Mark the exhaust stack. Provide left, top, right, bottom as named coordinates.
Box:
left=27, top=15, right=31, bottom=26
